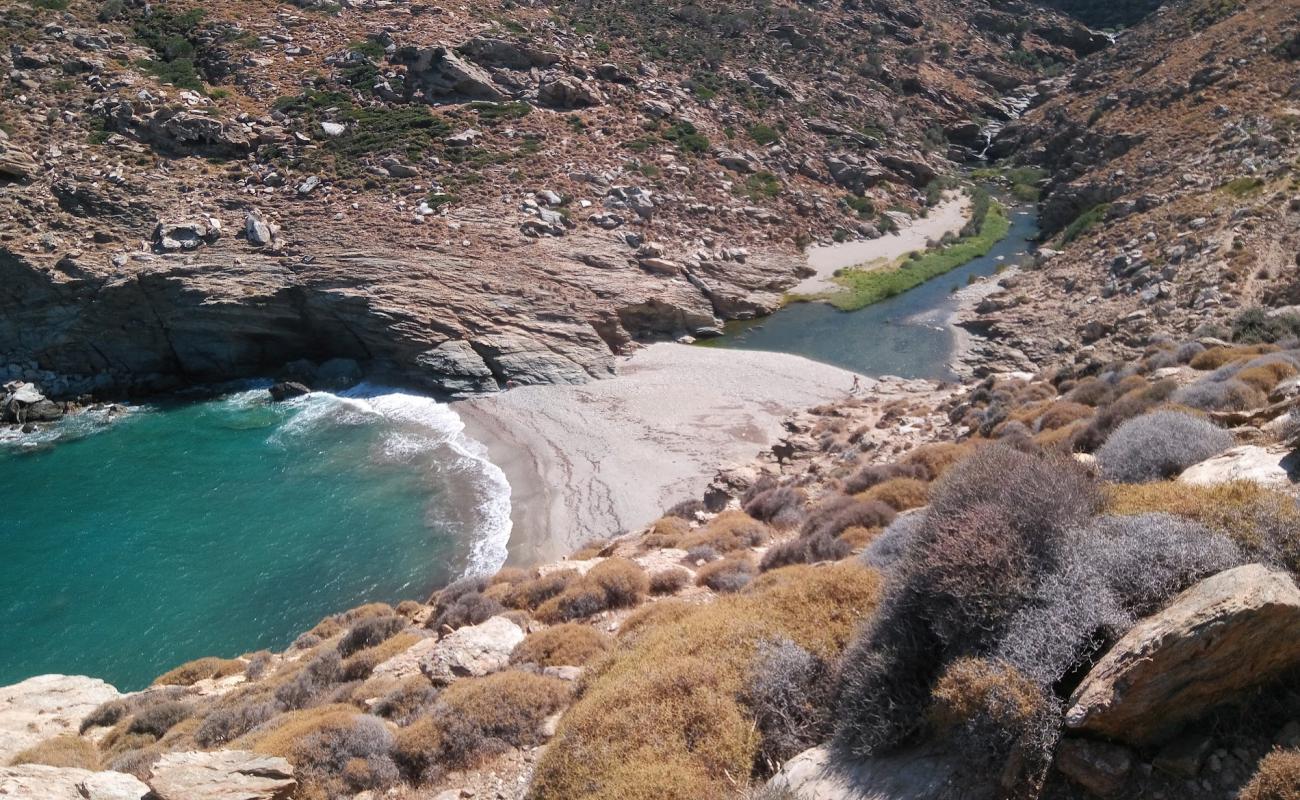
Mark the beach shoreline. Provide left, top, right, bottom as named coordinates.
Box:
left=454, top=343, right=865, bottom=565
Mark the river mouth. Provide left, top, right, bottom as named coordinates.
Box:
left=702, top=200, right=1040, bottom=380
left=0, top=385, right=509, bottom=691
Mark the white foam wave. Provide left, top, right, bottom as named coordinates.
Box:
left=273, top=384, right=513, bottom=576
left=0, top=404, right=140, bottom=450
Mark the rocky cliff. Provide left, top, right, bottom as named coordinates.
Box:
left=0, top=0, right=1105, bottom=396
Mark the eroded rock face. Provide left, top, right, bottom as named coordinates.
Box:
left=0, top=765, right=149, bottom=800
left=455, top=36, right=560, bottom=70
left=0, top=674, right=120, bottom=764
left=147, top=750, right=295, bottom=800
left=1066, top=564, right=1300, bottom=745
left=421, top=615, right=525, bottom=684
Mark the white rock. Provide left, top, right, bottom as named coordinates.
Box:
left=148, top=750, right=295, bottom=800
left=319, top=121, right=345, bottom=137
left=0, top=675, right=120, bottom=763
left=1178, top=444, right=1299, bottom=489
left=420, top=616, right=525, bottom=684
left=0, top=766, right=148, bottom=800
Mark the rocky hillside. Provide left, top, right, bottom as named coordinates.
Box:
left=962, top=0, right=1300, bottom=376
left=0, top=0, right=1105, bottom=398
left=4, top=340, right=1300, bottom=800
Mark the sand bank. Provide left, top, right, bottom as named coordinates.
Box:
left=454, top=343, right=864, bottom=565
left=795, top=193, right=971, bottom=295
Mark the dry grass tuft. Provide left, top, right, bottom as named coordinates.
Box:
left=859, top=478, right=929, bottom=512
left=648, top=567, right=692, bottom=595
left=1190, top=344, right=1277, bottom=370
left=529, top=562, right=881, bottom=800
left=435, top=671, right=572, bottom=769
left=678, top=511, right=772, bottom=552
left=511, top=623, right=611, bottom=667
left=1240, top=748, right=1300, bottom=800
left=695, top=555, right=757, bottom=593
left=536, top=559, right=649, bottom=623
left=642, top=516, right=691, bottom=548
left=152, top=656, right=245, bottom=687
left=504, top=569, right=580, bottom=611
left=9, top=734, right=101, bottom=770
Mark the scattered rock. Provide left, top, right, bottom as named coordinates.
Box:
left=154, top=219, right=221, bottom=252
left=147, top=751, right=295, bottom=800
left=421, top=616, right=525, bottom=684
left=538, top=76, right=603, bottom=109
left=392, top=46, right=505, bottom=101
left=1066, top=564, right=1300, bottom=745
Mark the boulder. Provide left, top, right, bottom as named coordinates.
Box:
left=268, top=381, right=310, bottom=401
left=243, top=211, right=276, bottom=247
left=1054, top=738, right=1133, bottom=797
left=879, top=153, right=937, bottom=188
left=0, top=766, right=149, bottom=800
left=414, top=340, right=498, bottom=397
left=420, top=615, right=525, bottom=684
left=1065, top=564, right=1300, bottom=745
left=147, top=750, right=295, bottom=800
left=370, top=636, right=437, bottom=681
left=767, top=744, right=979, bottom=800
left=1178, top=445, right=1300, bottom=489
left=0, top=675, right=121, bottom=763
left=0, top=142, right=40, bottom=181
left=455, top=36, right=560, bottom=70
left=392, top=46, right=505, bottom=102
left=154, top=219, right=222, bottom=252
left=538, top=76, right=603, bottom=109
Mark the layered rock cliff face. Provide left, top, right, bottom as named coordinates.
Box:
left=0, top=0, right=1105, bottom=396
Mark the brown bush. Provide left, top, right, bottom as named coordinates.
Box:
left=341, top=632, right=420, bottom=681
left=1190, top=344, right=1278, bottom=370
left=434, top=671, right=572, bottom=769
left=1238, top=362, right=1297, bottom=393
left=679, top=511, right=772, bottom=552
left=570, top=539, right=611, bottom=560
left=288, top=714, right=398, bottom=799
left=842, top=462, right=928, bottom=495
left=641, top=516, right=690, bottom=548
left=759, top=532, right=851, bottom=572
left=127, top=700, right=194, bottom=738
left=743, top=485, right=808, bottom=530
left=838, top=526, right=880, bottom=550
left=536, top=580, right=609, bottom=624
left=531, top=563, right=881, bottom=800
left=511, top=623, right=611, bottom=667
left=152, top=656, right=245, bottom=687
left=392, top=715, right=443, bottom=783
left=9, top=734, right=101, bottom=769
left=902, top=442, right=974, bottom=481
left=490, top=567, right=530, bottom=586
left=1035, top=400, right=1094, bottom=431
left=503, top=569, right=579, bottom=610
left=588, top=558, right=650, bottom=607
left=1065, top=377, right=1114, bottom=407
left=372, top=676, right=439, bottom=726
left=860, top=478, right=929, bottom=512
left=649, top=567, right=692, bottom=595
left=696, top=555, right=757, bottom=593
left=235, top=704, right=360, bottom=756
left=928, top=658, right=1046, bottom=733
left=802, top=496, right=896, bottom=539
left=1240, top=748, right=1300, bottom=800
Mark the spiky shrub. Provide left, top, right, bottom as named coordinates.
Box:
left=860, top=511, right=924, bottom=571
left=928, top=658, right=1056, bottom=779
left=1240, top=748, right=1300, bottom=800
left=743, top=485, right=808, bottom=529
left=802, top=496, right=896, bottom=539
left=510, top=623, right=610, bottom=667
left=503, top=569, right=579, bottom=610
left=372, top=677, right=438, bottom=726
left=649, top=567, right=691, bottom=595
left=291, top=714, right=399, bottom=798
left=843, top=462, right=928, bottom=494
left=195, top=696, right=278, bottom=747
left=338, top=615, right=408, bottom=657
left=745, top=638, right=836, bottom=775
left=430, top=671, right=572, bottom=769
left=697, top=555, right=758, bottom=592
left=996, top=513, right=1243, bottom=687
left=127, top=700, right=194, bottom=738
left=275, top=649, right=343, bottom=710
left=1095, top=410, right=1233, bottom=483
left=835, top=445, right=1100, bottom=759
left=679, top=511, right=772, bottom=552
left=759, top=532, right=850, bottom=572
left=1171, top=377, right=1267, bottom=411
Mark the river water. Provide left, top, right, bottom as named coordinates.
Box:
left=0, top=386, right=509, bottom=690
left=704, top=202, right=1039, bottom=379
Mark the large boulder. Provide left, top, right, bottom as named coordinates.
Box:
left=537, top=76, right=603, bottom=109
left=420, top=615, right=525, bottom=684
left=1178, top=444, right=1300, bottom=489
left=147, top=750, right=295, bottom=800
left=0, top=765, right=149, bottom=800
left=767, top=744, right=979, bottom=800
left=455, top=36, right=560, bottom=69
left=0, top=675, right=121, bottom=764
left=414, top=340, right=499, bottom=397
left=392, top=46, right=505, bottom=102
left=1066, top=564, right=1300, bottom=745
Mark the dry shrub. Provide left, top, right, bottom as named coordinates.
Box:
left=434, top=671, right=572, bottom=769
left=861, top=512, right=924, bottom=571
left=1065, top=377, right=1114, bottom=407
left=490, top=567, right=530, bottom=586
left=665, top=499, right=706, bottom=520
left=289, top=714, right=398, bottom=799
left=616, top=600, right=696, bottom=641
left=642, top=516, right=690, bottom=548
left=275, top=649, right=344, bottom=710
left=743, top=486, right=808, bottom=530
left=429, top=577, right=503, bottom=632
left=588, top=558, right=650, bottom=607
left=860, top=477, right=928, bottom=512
left=195, top=694, right=280, bottom=747
left=511, top=623, right=610, bottom=667
left=802, top=496, right=896, bottom=539
left=153, top=656, right=245, bottom=687
left=81, top=698, right=130, bottom=733
left=901, top=443, right=974, bottom=481
left=759, top=532, right=851, bottom=572
left=1173, top=378, right=1267, bottom=411
left=570, top=539, right=611, bottom=560
left=372, top=677, right=438, bottom=726
left=536, top=581, right=609, bottom=624
left=745, top=638, right=836, bottom=776
left=127, top=700, right=194, bottom=738
left=1035, top=400, right=1093, bottom=431
left=339, top=615, right=408, bottom=658
left=696, top=555, right=757, bottom=593
left=1095, top=410, right=1233, bottom=483
left=1107, top=481, right=1300, bottom=574
left=679, top=511, right=772, bottom=552
left=928, top=658, right=1054, bottom=772
left=341, top=632, right=420, bottom=681
left=843, top=462, right=928, bottom=495
left=392, top=715, right=442, bottom=783
left=1238, top=361, right=1297, bottom=392
left=648, top=567, right=691, bottom=595
left=1190, top=344, right=1277, bottom=370
left=235, top=704, right=359, bottom=755
left=9, top=734, right=100, bottom=769
left=530, top=562, right=881, bottom=800
left=107, top=746, right=161, bottom=780
left=1240, top=748, right=1300, bottom=800
left=1072, top=378, right=1179, bottom=452
left=503, top=569, right=580, bottom=610
left=837, top=525, right=879, bottom=550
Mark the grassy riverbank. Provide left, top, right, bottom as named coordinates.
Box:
left=825, top=191, right=1011, bottom=312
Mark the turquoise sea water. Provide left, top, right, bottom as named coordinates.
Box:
left=0, top=387, right=509, bottom=690
left=705, top=203, right=1040, bottom=379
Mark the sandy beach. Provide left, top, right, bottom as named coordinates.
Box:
left=795, top=193, right=971, bottom=295
left=455, top=343, right=864, bottom=565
